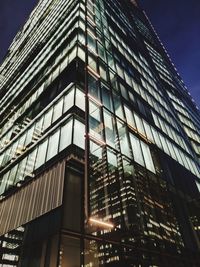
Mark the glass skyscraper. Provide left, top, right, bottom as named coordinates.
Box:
left=0, top=0, right=200, bottom=266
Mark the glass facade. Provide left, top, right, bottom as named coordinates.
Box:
left=0, top=0, right=200, bottom=266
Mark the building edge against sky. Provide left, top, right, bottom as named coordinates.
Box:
left=0, top=0, right=200, bottom=266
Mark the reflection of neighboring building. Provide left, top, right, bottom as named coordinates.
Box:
left=0, top=0, right=200, bottom=266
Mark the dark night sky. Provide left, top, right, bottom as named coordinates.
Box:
left=0, top=0, right=199, bottom=107
left=141, top=0, right=200, bottom=108
left=0, top=0, right=37, bottom=60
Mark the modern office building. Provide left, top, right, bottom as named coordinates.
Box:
left=0, top=0, right=200, bottom=266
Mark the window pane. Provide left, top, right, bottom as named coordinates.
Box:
left=52, top=99, right=63, bottom=123
left=99, top=62, right=107, bottom=81
left=134, top=113, right=145, bottom=135
left=88, top=53, right=97, bottom=72
left=124, top=106, right=136, bottom=129
left=35, top=139, right=48, bottom=169
left=7, top=164, right=18, bottom=189
left=84, top=239, right=101, bottom=267
left=101, top=84, right=113, bottom=111
left=0, top=171, right=10, bottom=195
left=46, top=129, right=60, bottom=161
left=78, top=46, right=85, bottom=61
left=113, top=94, right=124, bottom=119
left=107, top=148, right=118, bottom=170
left=88, top=74, right=100, bottom=100
left=2, top=147, right=12, bottom=167
left=89, top=101, right=103, bottom=140
left=63, top=88, right=75, bottom=113
left=120, top=84, right=129, bottom=100
left=59, top=120, right=73, bottom=152
left=88, top=33, right=96, bottom=53
left=0, top=154, right=3, bottom=167
left=159, top=134, right=170, bottom=155
left=74, top=120, right=85, bottom=149
left=24, top=126, right=34, bottom=147
left=35, top=117, right=44, bottom=133
left=140, top=141, right=155, bottom=173
left=143, top=121, right=154, bottom=142
left=68, top=47, right=77, bottom=63
left=130, top=134, right=144, bottom=167
left=24, top=148, right=37, bottom=176
left=15, top=157, right=27, bottom=183
left=152, top=128, right=163, bottom=149
left=104, top=110, right=116, bottom=148
left=117, top=121, right=130, bottom=157
left=75, top=89, right=85, bottom=111
left=98, top=42, right=106, bottom=61
left=43, top=108, right=53, bottom=130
